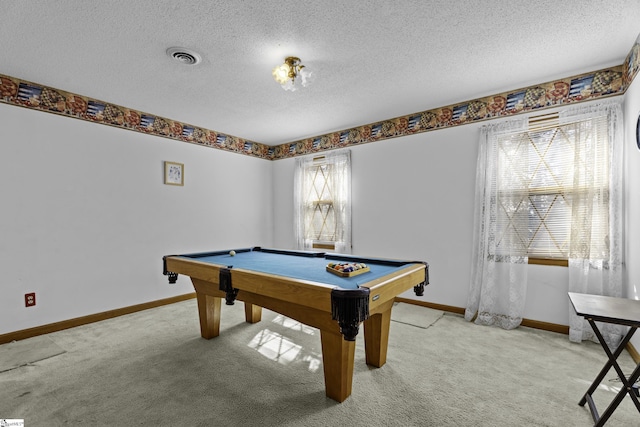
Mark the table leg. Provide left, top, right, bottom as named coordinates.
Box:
left=363, top=300, right=393, bottom=367
left=580, top=320, right=640, bottom=426
left=595, top=365, right=640, bottom=427
left=320, top=330, right=356, bottom=402
left=244, top=302, right=262, bottom=323
left=196, top=292, right=221, bottom=339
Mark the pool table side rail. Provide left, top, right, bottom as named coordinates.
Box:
left=165, top=247, right=253, bottom=261
left=363, top=264, right=427, bottom=313
left=164, top=256, right=427, bottom=314
left=170, top=246, right=327, bottom=261
left=164, top=255, right=336, bottom=312
left=164, top=256, right=227, bottom=283
left=230, top=268, right=338, bottom=312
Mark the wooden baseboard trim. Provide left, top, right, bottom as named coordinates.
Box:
left=395, top=297, right=465, bottom=315
left=520, top=318, right=569, bottom=334
left=396, top=297, right=569, bottom=334
left=0, top=292, right=196, bottom=345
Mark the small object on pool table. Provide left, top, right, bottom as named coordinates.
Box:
left=229, top=250, right=236, bottom=256
left=326, top=262, right=370, bottom=277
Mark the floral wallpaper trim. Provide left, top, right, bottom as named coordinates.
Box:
left=0, top=74, right=272, bottom=159
left=274, top=34, right=640, bottom=160
left=272, top=64, right=629, bottom=159
left=1, top=37, right=639, bottom=161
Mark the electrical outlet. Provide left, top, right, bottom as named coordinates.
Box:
left=25, top=292, right=36, bottom=307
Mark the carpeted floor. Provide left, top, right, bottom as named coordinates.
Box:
left=0, top=335, right=65, bottom=373
left=1, top=300, right=638, bottom=426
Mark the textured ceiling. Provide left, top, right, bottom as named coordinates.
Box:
left=2, top=1, right=640, bottom=145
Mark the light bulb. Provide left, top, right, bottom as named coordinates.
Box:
left=272, top=64, right=291, bottom=84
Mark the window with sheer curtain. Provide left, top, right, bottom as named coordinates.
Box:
left=293, top=150, right=351, bottom=253
left=494, top=113, right=611, bottom=265
left=466, top=101, right=623, bottom=339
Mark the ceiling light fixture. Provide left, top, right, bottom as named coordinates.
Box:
left=272, top=56, right=311, bottom=91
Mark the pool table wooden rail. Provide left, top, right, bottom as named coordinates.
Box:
left=165, top=255, right=425, bottom=313
left=165, top=255, right=338, bottom=312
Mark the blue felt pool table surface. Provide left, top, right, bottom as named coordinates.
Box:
left=175, top=248, right=413, bottom=289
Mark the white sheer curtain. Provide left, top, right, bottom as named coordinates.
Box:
left=466, top=101, right=624, bottom=341
left=465, top=118, right=529, bottom=329
left=562, top=101, right=624, bottom=347
left=293, top=149, right=352, bottom=253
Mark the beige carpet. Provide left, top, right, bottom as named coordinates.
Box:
left=1, top=300, right=638, bottom=426
left=0, top=335, right=65, bottom=373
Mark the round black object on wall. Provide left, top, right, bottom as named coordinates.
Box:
left=637, top=113, right=640, bottom=150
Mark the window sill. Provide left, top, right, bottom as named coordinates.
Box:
left=312, top=242, right=336, bottom=250
left=528, top=257, right=568, bottom=267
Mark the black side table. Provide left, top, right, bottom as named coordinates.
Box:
left=568, top=292, right=640, bottom=426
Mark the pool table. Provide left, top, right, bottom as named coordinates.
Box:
left=162, top=247, right=429, bottom=402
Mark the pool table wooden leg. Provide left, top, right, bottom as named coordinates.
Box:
left=363, top=299, right=394, bottom=368
left=320, top=330, right=356, bottom=402
left=244, top=303, right=262, bottom=323
left=196, top=291, right=221, bottom=339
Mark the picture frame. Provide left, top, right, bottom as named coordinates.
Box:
left=164, top=161, right=184, bottom=186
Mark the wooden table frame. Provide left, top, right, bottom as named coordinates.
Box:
left=568, top=292, right=640, bottom=426
left=165, top=254, right=427, bottom=402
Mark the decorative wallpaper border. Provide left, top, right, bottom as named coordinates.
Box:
left=272, top=65, right=628, bottom=159
left=1, top=35, right=639, bottom=161
left=0, top=75, right=272, bottom=159
left=272, top=34, right=640, bottom=159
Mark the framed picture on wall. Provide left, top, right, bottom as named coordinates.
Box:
left=164, top=161, right=184, bottom=186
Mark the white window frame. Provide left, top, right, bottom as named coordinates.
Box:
left=293, top=150, right=351, bottom=253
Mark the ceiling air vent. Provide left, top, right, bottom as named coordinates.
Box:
left=166, top=47, right=201, bottom=65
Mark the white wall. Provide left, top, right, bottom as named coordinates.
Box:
left=350, top=128, right=478, bottom=308
left=3, top=77, right=638, bottom=336
left=624, top=74, right=640, bottom=350
left=0, top=103, right=273, bottom=335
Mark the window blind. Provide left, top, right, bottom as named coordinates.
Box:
left=494, top=113, right=610, bottom=260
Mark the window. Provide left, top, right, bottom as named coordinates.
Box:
left=494, top=113, right=611, bottom=265
left=294, top=150, right=351, bottom=253
left=467, top=101, right=622, bottom=332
